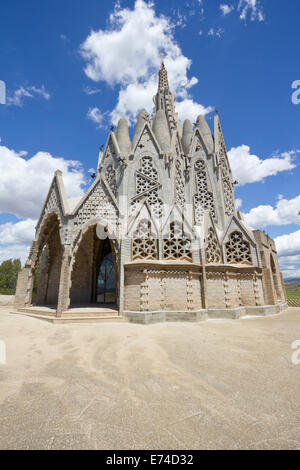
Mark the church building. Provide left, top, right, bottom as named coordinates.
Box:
left=14, top=61, right=287, bottom=322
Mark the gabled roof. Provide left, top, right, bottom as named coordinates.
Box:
left=36, top=170, right=69, bottom=232
left=131, top=121, right=162, bottom=155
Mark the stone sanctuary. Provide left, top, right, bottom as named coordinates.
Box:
left=14, top=61, right=287, bottom=323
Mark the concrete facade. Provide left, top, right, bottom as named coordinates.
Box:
left=15, top=62, right=287, bottom=322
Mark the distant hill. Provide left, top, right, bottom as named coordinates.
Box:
left=284, top=278, right=300, bottom=284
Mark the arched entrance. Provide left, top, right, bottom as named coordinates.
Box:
left=33, top=213, right=63, bottom=308
left=70, top=225, right=118, bottom=307
left=95, top=238, right=116, bottom=304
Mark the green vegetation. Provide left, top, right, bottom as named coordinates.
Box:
left=285, top=281, right=300, bottom=299
left=0, top=258, right=21, bottom=295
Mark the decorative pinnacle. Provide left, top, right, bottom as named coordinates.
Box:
left=158, top=54, right=169, bottom=91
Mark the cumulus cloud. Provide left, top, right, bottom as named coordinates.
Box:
left=277, top=254, right=300, bottom=280
left=275, top=231, right=300, bottom=257
left=244, top=193, right=300, bottom=229
left=0, top=219, right=36, bottom=265
left=238, top=0, right=264, bottom=22
left=0, top=219, right=36, bottom=245
left=0, top=144, right=86, bottom=219
left=274, top=232, right=300, bottom=279
left=174, top=99, right=212, bottom=124
left=228, top=145, right=297, bottom=185
left=7, top=85, right=50, bottom=107
left=0, top=244, right=30, bottom=265
left=80, top=0, right=211, bottom=125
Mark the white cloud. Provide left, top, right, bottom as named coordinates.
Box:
left=228, top=145, right=297, bottom=185
left=220, top=4, right=234, bottom=15
left=87, top=107, right=107, bottom=128
left=238, top=0, right=264, bottom=22
left=7, top=85, right=50, bottom=107
left=0, top=144, right=86, bottom=219
left=80, top=0, right=211, bottom=125
left=0, top=244, right=30, bottom=265
left=235, top=198, right=242, bottom=210
left=175, top=99, right=212, bottom=122
left=0, top=219, right=36, bottom=245
left=274, top=231, right=300, bottom=279
left=277, top=254, right=300, bottom=280
left=0, top=219, right=36, bottom=266
left=275, top=231, right=300, bottom=257
left=244, top=193, right=300, bottom=229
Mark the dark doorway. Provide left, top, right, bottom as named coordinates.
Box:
left=95, top=238, right=116, bottom=304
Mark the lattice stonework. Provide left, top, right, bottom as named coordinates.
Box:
left=131, top=156, right=163, bottom=217
left=175, top=160, right=185, bottom=206
left=223, top=179, right=235, bottom=216
left=225, top=231, right=252, bottom=264
left=132, top=219, right=158, bottom=260
left=73, top=182, right=117, bottom=227
left=105, top=141, right=116, bottom=160
left=217, top=128, right=235, bottom=217
left=105, top=164, right=117, bottom=195
left=205, top=227, right=222, bottom=264
left=163, top=221, right=192, bottom=261
left=37, top=184, right=62, bottom=233
left=194, top=160, right=216, bottom=223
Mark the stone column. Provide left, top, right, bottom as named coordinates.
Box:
left=201, top=265, right=208, bottom=309
left=56, top=246, right=71, bottom=317
left=36, top=248, right=49, bottom=305
left=14, top=264, right=34, bottom=309
left=263, top=268, right=276, bottom=305
left=14, top=240, right=39, bottom=309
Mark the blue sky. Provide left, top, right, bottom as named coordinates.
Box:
left=0, top=0, right=300, bottom=278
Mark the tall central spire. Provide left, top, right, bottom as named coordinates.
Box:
left=158, top=60, right=169, bottom=92
left=152, top=58, right=180, bottom=153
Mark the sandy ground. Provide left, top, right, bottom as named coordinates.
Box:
left=0, top=305, right=299, bottom=450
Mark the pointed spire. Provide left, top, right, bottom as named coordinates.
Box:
left=196, top=115, right=214, bottom=155
left=158, top=59, right=169, bottom=92
left=181, top=119, right=193, bottom=155
left=214, top=110, right=226, bottom=154
left=116, top=118, right=131, bottom=154
left=132, top=110, right=149, bottom=149
left=152, top=109, right=170, bottom=153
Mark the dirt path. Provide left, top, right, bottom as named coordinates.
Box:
left=0, top=307, right=299, bottom=449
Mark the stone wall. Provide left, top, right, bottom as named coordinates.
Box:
left=70, top=227, right=95, bottom=305
left=254, top=230, right=286, bottom=305
left=45, top=227, right=63, bottom=305
left=124, top=264, right=202, bottom=312
left=205, top=266, right=264, bottom=309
